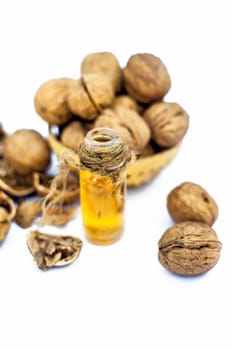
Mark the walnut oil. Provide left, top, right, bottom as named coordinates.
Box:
left=79, top=128, right=127, bottom=245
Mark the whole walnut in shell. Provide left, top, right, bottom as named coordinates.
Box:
left=112, top=95, right=141, bottom=113
left=144, top=102, right=189, bottom=148
left=167, top=182, right=218, bottom=226
left=94, top=106, right=151, bottom=153
left=81, top=52, right=122, bottom=93
left=158, top=221, right=222, bottom=276
left=4, top=129, right=50, bottom=175
left=67, top=74, right=114, bottom=120
left=34, top=78, right=75, bottom=125
left=123, top=53, right=171, bottom=103
left=60, top=120, right=86, bottom=151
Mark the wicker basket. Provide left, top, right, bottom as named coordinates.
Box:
left=48, top=128, right=180, bottom=187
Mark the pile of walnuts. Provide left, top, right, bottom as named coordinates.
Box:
left=34, top=52, right=189, bottom=156
left=0, top=52, right=222, bottom=275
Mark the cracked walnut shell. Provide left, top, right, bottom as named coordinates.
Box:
left=123, top=53, right=171, bottom=103
left=167, top=182, right=218, bottom=226
left=144, top=102, right=189, bottom=148
left=67, top=74, right=114, bottom=120
left=158, top=222, right=222, bottom=276
left=27, top=230, right=83, bottom=271
left=81, top=51, right=122, bottom=92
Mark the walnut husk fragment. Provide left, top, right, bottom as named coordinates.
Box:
left=0, top=159, right=35, bottom=196
left=27, top=230, right=83, bottom=270
left=144, top=102, right=189, bottom=148
left=4, top=129, right=51, bottom=175
left=0, top=191, right=16, bottom=243
left=15, top=200, right=41, bottom=228
left=158, top=222, right=222, bottom=276
left=123, top=53, right=171, bottom=103
left=167, top=182, right=218, bottom=226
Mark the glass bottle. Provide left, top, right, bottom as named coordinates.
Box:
left=79, top=127, right=128, bottom=245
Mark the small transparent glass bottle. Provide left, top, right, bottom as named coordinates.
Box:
left=79, top=127, right=128, bottom=245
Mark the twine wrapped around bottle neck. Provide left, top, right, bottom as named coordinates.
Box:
left=79, top=128, right=128, bottom=179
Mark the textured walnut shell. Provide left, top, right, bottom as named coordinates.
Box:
left=33, top=172, right=80, bottom=204
left=112, top=95, right=141, bottom=113
left=158, top=222, right=222, bottom=276
left=81, top=52, right=122, bottom=92
left=144, top=102, right=189, bottom=148
left=123, top=53, right=171, bottom=103
left=15, top=200, right=41, bottom=228
left=67, top=74, right=114, bottom=120
left=0, top=191, right=16, bottom=243
left=60, top=120, right=86, bottom=151
left=94, top=106, right=151, bottom=153
left=0, top=158, right=35, bottom=196
left=34, top=78, right=75, bottom=125
left=167, top=182, right=219, bottom=226
left=27, top=230, right=83, bottom=271
left=4, top=129, right=50, bottom=175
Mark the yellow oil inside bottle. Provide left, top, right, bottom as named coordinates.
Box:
left=80, top=169, right=126, bottom=245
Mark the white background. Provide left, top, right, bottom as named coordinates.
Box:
left=0, top=1, right=232, bottom=349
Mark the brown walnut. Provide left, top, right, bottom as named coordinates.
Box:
left=158, top=221, right=222, bottom=276
left=60, top=120, right=86, bottom=151
left=67, top=74, right=114, bottom=120
left=34, top=78, right=75, bottom=125
left=167, top=182, right=218, bottom=226
left=81, top=52, right=122, bottom=92
left=4, top=129, right=50, bottom=175
left=112, top=95, right=141, bottom=113
left=144, top=102, right=189, bottom=148
left=123, top=53, right=171, bottom=103
left=94, top=106, right=151, bottom=154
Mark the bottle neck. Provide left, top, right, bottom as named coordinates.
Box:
left=79, top=127, right=128, bottom=176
